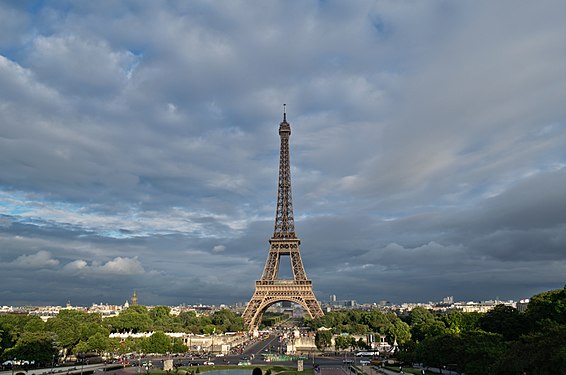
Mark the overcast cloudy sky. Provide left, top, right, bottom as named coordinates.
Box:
left=1, top=0, right=565, bottom=307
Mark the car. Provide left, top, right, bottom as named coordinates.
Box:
left=360, top=360, right=371, bottom=365
left=203, top=361, right=215, bottom=366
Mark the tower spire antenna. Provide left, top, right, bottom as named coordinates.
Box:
left=283, top=103, right=287, bottom=122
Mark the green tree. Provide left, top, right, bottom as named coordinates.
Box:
left=86, top=332, right=111, bottom=354
left=411, top=320, right=447, bottom=342
left=384, top=314, right=411, bottom=345
left=334, top=335, right=349, bottom=351
left=396, top=340, right=417, bottom=365
left=459, top=331, right=506, bottom=375
left=525, top=285, right=566, bottom=326
left=171, top=337, right=187, bottom=353
left=73, top=340, right=89, bottom=355
left=45, top=310, right=106, bottom=355
left=150, top=306, right=175, bottom=332
left=334, top=335, right=356, bottom=351
left=24, top=317, right=46, bottom=333
left=408, top=307, right=436, bottom=326
left=0, top=315, right=45, bottom=356
left=202, top=324, right=216, bottom=335
left=146, top=331, right=171, bottom=354
left=118, top=337, right=145, bottom=355
left=260, top=312, right=286, bottom=328
left=355, top=338, right=369, bottom=350
left=1, top=331, right=58, bottom=366
left=407, top=307, right=447, bottom=342
left=443, top=311, right=480, bottom=334
left=177, top=311, right=200, bottom=333
left=210, top=309, right=244, bottom=333
left=105, top=306, right=152, bottom=333
left=314, top=330, right=332, bottom=352
left=495, top=324, right=566, bottom=374
left=416, top=334, right=463, bottom=373
left=479, top=304, right=526, bottom=340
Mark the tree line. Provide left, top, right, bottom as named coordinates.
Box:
left=2, top=286, right=565, bottom=374
left=0, top=305, right=244, bottom=366
left=308, top=286, right=566, bottom=375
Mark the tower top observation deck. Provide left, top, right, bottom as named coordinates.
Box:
left=273, top=104, right=296, bottom=239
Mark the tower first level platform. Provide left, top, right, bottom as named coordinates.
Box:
left=242, top=238, right=324, bottom=329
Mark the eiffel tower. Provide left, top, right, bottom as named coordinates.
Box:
left=242, top=105, right=324, bottom=330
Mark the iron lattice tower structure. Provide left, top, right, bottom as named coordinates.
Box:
left=242, top=106, right=324, bottom=330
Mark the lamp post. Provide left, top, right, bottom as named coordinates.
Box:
left=311, top=346, right=314, bottom=366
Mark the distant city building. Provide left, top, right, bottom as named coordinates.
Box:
left=89, top=303, right=122, bottom=318
left=109, top=331, right=246, bottom=354
left=516, top=298, right=530, bottom=312
left=452, top=299, right=515, bottom=313
left=28, top=306, right=63, bottom=321
left=329, top=294, right=337, bottom=302
left=442, top=296, right=454, bottom=304
left=1, top=294, right=527, bottom=320
left=287, top=331, right=392, bottom=355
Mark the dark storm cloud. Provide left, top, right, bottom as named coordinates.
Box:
left=0, top=0, right=565, bottom=306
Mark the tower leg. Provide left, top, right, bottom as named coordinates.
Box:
left=243, top=283, right=324, bottom=331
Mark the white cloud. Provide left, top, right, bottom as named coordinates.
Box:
left=11, top=250, right=59, bottom=268
left=62, top=257, right=144, bottom=276
left=212, top=245, right=225, bottom=253
left=26, top=34, right=138, bottom=97
left=63, top=259, right=88, bottom=272
left=96, top=256, right=145, bottom=275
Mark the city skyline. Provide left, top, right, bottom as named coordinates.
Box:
left=0, top=290, right=523, bottom=309
left=1, top=1, right=565, bottom=306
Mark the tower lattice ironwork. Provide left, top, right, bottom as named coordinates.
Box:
left=242, top=106, right=324, bottom=330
